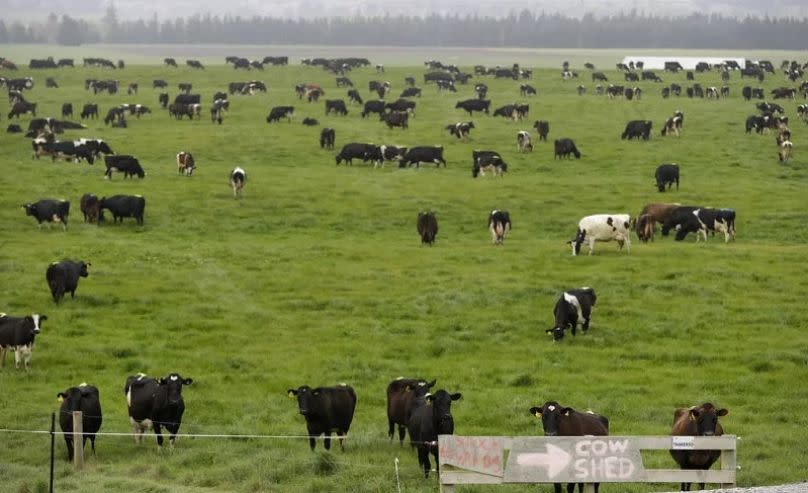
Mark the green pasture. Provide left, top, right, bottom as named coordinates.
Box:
left=0, top=47, right=807, bottom=493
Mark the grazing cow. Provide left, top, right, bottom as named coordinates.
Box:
left=153, top=79, right=168, bottom=89
left=57, top=384, right=103, bottom=461
left=416, top=213, right=438, bottom=245
left=488, top=210, right=511, bottom=245
left=517, top=130, right=533, bottom=152
left=80, top=103, right=98, bottom=119
left=455, top=99, right=490, bottom=116
left=655, top=164, right=680, bottom=192
left=99, top=195, right=146, bottom=225
left=364, top=145, right=408, bottom=167
left=0, top=313, right=46, bottom=370
left=186, top=59, right=204, bottom=69
left=635, top=213, right=656, bottom=242
left=178, top=82, right=193, bottom=94
left=493, top=104, right=521, bottom=121
left=45, top=77, right=58, bottom=88
left=670, top=403, right=729, bottom=491
left=176, top=152, right=195, bottom=176
left=625, top=72, right=639, bottom=82
left=302, top=117, right=319, bottom=126
left=22, top=199, right=70, bottom=229
left=127, top=83, right=138, bottom=95
left=447, top=121, right=474, bottom=139
left=546, top=288, right=597, bottom=341
left=164, top=58, right=177, bottom=67
left=779, top=140, right=793, bottom=163
left=75, top=138, right=114, bottom=158
left=385, top=99, right=416, bottom=115
left=288, top=384, right=357, bottom=451
left=8, top=101, right=37, bottom=119
left=325, top=99, right=348, bottom=116
left=387, top=378, right=436, bottom=443
left=436, top=79, right=457, bottom=92
left=636, top=203, right=681, bottom=242
left=473, top=151, right=507, bottom=178
left=230, top=167, right=246, bottom=198
left=577, top=85, right=586, bottom=95
left=401, top=146, right=446, bottom=168
left=554, top=138, right=581, bottom=159
left=591, top=72, right=608, bottom=82
left=125, top=373, right=193, bottom=448
left=520, top=84, right=537, bottom=96
left=661, top=111, right=684, bottom=137
left=347, top=89, right=363, bottom=104
left=7, top=124, right=23, bottom=133
left=80, top=193, right=103, bottom=223
left=534, top=120, right=550, bottom=141
left=400, top=87, right=421, bottom=98
left=529, top=401, right=609, bottom=493
left=382, top=111, right=409, bottom=129
left=61, top=103, right=73, bottom=119
left=661, top=206, right=733, bottom=242
left=622, top=120, right=652, bottom=140
left=361, top=100, right=386, bottom=118
left=474, top=83, right=488, bottom=99
left=335, top=76, right=353, bottom=87
left=320, top=128, right=336, bottom=149
left=570, top=214, right=631, bottom=256
left=404, top=76, right=416, bottom=86
left=408, top=389, right=462, bottom=478
left=46, top=260, right=90, bottom=303
left=104, top=155, right=145, bottom=179
left=266, top=106, right=294, bottom=123
left=335, top=143, right=375, bottom=165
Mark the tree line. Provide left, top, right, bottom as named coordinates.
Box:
left=0, top=10, right=806, bottom=49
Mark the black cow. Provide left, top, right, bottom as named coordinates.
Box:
left=554, top=138, right=581, bottom=159
left=164, top=58, right=177, bottom=67
left=104, top=155, right=144, bottom=179
left=125, top=373, right=193, bottom=448
left=173, top=93, right=201, bottom=105
left=99, top=195, right=146, bottom=225
left=335, top=143, right=375, bottom=165
left=0, top=313, right=46, bottom=370
left=266, top=106, right=294, bottom=123
left=153, top=79, right=168, bottom=89
left=288, top=384, right=357, bottom=451
left=661, top=206, right=705, bottom=241
left=80, top=103, right=98, bottom=119
left=400, top=87, right=421, bottom=98
left=57, top=384, right=103, bottom=461
left=8, top=101, right=37, bottom=119
left=320, top=128, right=336, bottom=149
left=302, top=117, right=319, bottom=126
left=325, top=99, right=348, bottom=116
left=401, top=146, right=445, bottom=168
left=186, top=59, right=204, bottom=69
left=385, top=99, right=416, bottom=115
left=361, top=100, right=386, bottom=118
left=61, top=103, right=73, bottom=118
left=455, top=99, right=490, bottom=116
left=655, top=164, right=680, bottom=192
left=622, top=120, right=652, bottom=140
left=416, top=213, right=438, bottom=245
left=488, top=210, right=511, bottom=244
left=75, top=138, right=114, bottom=158
left=46, top=260, right=90, bottom=303
left=382, top=111, right=409, bottom=129
left=529, top=401, right=609, bottom=493
left=534, top=120, right=550, bottom=141
left=591, top=72, right=608, bottom=82
left=474, top=83, right=488, bottom=99
left=7, top=124, right=22, bottom=133
left=447, top=121, right=474, bottom=139
left=23, top=199, right=70, bottom=229
left=347, top=89, right=363, bottom=104
left=546, top=288, right=597, bottom=341
left=407, top=389, right=462, bottom=478
left=387, top=378, right=436, bottom=443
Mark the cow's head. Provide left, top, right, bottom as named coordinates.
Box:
left=287, top=385, right=320, bottom=416
left=27, top=314, right=46, bottom=335
left=78, top=262, right=90, bottom=278
left=57, top=383, right=97, bottom=411
left=689, top=403, right=728, bottom=436
left=568, top=228, right=585, bottom=256
left=426, top=390, right=461, bottom=435
left=22, top=203, right=36, bottom=216
left=529, top=401, right=573, bottom=436
left=158, top=374, right=192, bottom=406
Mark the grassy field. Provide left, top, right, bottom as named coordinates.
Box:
left=0, top=46, right=807, bottom=493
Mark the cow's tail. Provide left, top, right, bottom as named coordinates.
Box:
left=46, top=265, right=66, bottom=303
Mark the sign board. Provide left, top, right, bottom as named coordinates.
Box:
left=439, top=436, right=505, bottom=477
left=672, top=436, right=695, bottom=450
left=503, top=437, right=645, bottom=483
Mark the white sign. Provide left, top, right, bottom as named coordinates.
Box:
left=672, top=436, right=695, bottom=450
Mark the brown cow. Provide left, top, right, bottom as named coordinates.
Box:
left=386, top=377, right=435, bottom=444
left=670, top=403, right=729, bottom=491
left=529, top=401, right=609, bottom=493
left=636, top=203, right=680, bottom=242
left=176, top=151, right=196, bottom=176
left=80, top=193, right=103, bottom=223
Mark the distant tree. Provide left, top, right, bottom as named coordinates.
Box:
left=0, top=21, right=8, bottom=44
left=57, top=15, right=83, bottom=46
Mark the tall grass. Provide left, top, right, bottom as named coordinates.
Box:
left=0, top=47, right=806, bottom=493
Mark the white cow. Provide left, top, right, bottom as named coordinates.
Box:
left=570, top=214, right=631, bottom=256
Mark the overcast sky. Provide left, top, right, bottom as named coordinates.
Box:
left=5, top=0, right=808, bottom=21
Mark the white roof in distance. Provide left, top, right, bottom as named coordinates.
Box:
left=621, top=56, right=747, bottom=70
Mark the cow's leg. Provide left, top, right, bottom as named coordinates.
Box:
left=553, top=483, right=563, bottom=493
left=587, top=238, right=595, bottom=255
left=337, top=430, right=346, bottom=451
left=388, top=419, right=395, bottom=441
left=323, top=433, right=332, bottom=450
left=20, top=344, right=32, bottom=369
left=398, top=425, right=406, bottom=445
left=153, top=422, right=164, bottom=448
left=167, top=423, right=180, bottom=449
left=418, top=445, right=431, bottom=478
left=0, top=347, right=6, bottom=367
left=64, top=434, right=74, bottom=461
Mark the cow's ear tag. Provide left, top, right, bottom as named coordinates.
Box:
left=57, top=396, right=64, bottom=403
left=287, top=391, right=295, bottom=399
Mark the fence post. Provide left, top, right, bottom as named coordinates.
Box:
left=72, top=411, right=84, bottom=470
left=720, top=438, right=737, bottom=489
left=49, top=412, right=55, bottom=493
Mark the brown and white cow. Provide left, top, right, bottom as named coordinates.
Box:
left=176, top=152, right=196, bottom=176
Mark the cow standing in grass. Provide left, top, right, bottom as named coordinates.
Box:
left=417, top=212, right=438, bottom=245
left=230, top=167, right=246, bottom=198
left=488, top=210, right=511, bottom=245
left=546, top=288, right=597, bottom=341
left=0, top=313, right=46, bottom=370
left=670, top=403, right=729, bottom=491
left=177, top=152, right=196, bottom=176
left=288, top=384, right=357, bottom=451
left=46, top=260, right=90, bottom=303
left=408, top=389, right=462, bottom=478
left=570, top=214, right=631, bottom=255
left=387, top=377, right=435, bottom=444
left=58, top=383, right=103, bottom=461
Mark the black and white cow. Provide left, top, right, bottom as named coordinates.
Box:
left=0, top=313, right=46, bottom=370
left=325, top=99, right=348, bottom=116
left=400, top=146, right=446, bottom=168
left=125, top=373, right=193, bottom=448
left=99, top=195, right=146, bottom=225
left=266, top=106, right=294, bottom=123
left=554, top=138, right=581, bottom=159
left=488, top=210, right=511, bottom=244
left=335, top=143, right=374, bottom=165
left=320, top=128, right=336, bottom=149
left=447, top=121, right=474, bottom=139
left=473, top=151, right=507, bottom=178
left=436, top=79, right=457, bottom=92
left=455, top=99, right=490, bottom=116
left=229, top=167, right=246, bottom=198
left=177, top=151, right=196, bottom=176
left=22, top=199, right=70, bottom=229
left=385, top=99, right=416, bottom=115
left=104, top=155, right=145, bottom=179
left=655, top=164, right=680, bottom=192
left=75, top=138, right=114, bottom=158
left=622, top=120, right=652, bottom=140
left=517, top=130, right=533, bottom=152
left=569, top=214, right=631, bottom=256
left=417, top=211, right=438, bottom=245
left=80, top=103, right=98, bottom=119
left=46, top=260, right=90, bottom=303
left=57, top=383, right=103, bottom=460
left=365, top=145, right=408, bottom=166
left=661, top=111, right=684, bottom=137
left=407, top=389, right=462, bottom=478
left=400, top=87, right=421, bottom=98
left=287, top=384, right=357, bottom=451
left=546, top=287, right=597, bottom=341
left=534, top=120, right=550, bottom=141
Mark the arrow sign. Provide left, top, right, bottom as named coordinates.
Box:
left=516, top=443, right=571, bottom=478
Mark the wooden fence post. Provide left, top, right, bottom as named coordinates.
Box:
left=72, top=411, right=84, bottom=469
